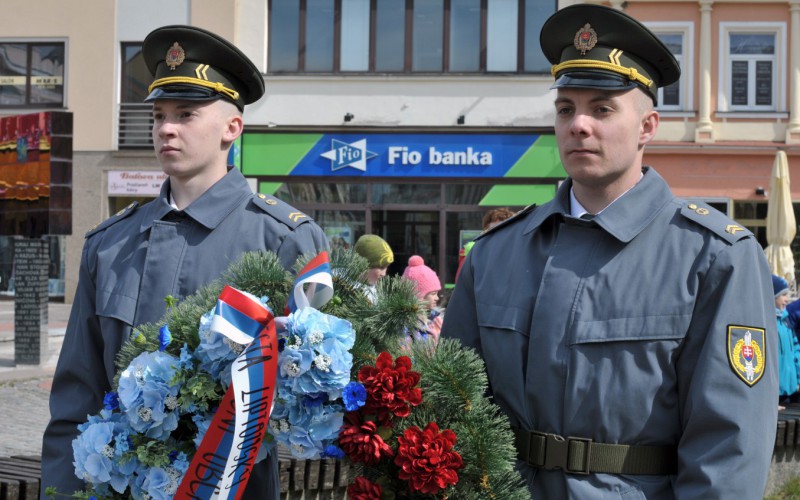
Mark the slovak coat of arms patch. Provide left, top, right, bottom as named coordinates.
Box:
left=727, top=325, right=766, bottom=386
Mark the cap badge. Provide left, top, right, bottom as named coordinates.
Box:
left=574, top=23, right=598, bottom=56
left=165, top=42, right=186, bottom=71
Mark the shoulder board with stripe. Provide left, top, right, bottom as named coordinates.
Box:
left=475, top=204, right=537, bottom=242
left=85, top=202, right=139, bottom=238
left=679, top=201, right=752, bottom=244
left=250, top=193, right=311, bottom=229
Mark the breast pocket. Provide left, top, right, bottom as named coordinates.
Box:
left=476, top=302, right=532, bottom=391
left=96, top=289, right=137, bottom=326
left=567, top=314, right=690, bottom=433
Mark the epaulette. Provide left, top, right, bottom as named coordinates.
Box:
left=251, top=193, right=312, bottom=230
left=680, top=201, right=752, bottom=244
left=85, top=202, right=139, bottom=238
left=474, top=204, right=537, bottom=242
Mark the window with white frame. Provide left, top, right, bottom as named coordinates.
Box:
left=719, top=23, right=785, bottom=112
left=647, top=22, right=693, bottom=112
left=267, top=0, right=556, bottom=74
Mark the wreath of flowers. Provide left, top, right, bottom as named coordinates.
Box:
left=53, top=250, right=530, bottom=500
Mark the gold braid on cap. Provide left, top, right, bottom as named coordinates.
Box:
left=148, top=76, right=240, bottom=102
left=551, top=48, right=654, bottom=89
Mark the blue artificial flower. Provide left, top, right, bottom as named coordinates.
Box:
left=158, top=325, right=172, bottom=352
left=321, top=445, right=345, bottom=459
left=113, top=431, right=131, bottom=455
left=272, top=400, right=344, bottom=459
left=72, top=412, right=136, bottom=494
left=191, top=413, right=213, bottom=448
left=117, top=351, right=181, bottom=440
left=103, top=391, right=120, bottom=411
left=280, top=308, right=355, bottom=398
left=72, top=420, right=115, bottom=483
left=178, top=343, right=194, bottom=371
left=194, top=310, right=238, bottom=384
left=342, top=382, right=367, bottom=411
left=303, top=392, right=328, bottom=408
left=171, top=451, right=190, bottom=473
left=140, top=466, right=173, bottom=500
left=278, top=337, right=286, bottom=352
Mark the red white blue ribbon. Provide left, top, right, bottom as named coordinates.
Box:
left=176, top=286, right=277, bottom=500
left=285, top=251, right=334, bottom=314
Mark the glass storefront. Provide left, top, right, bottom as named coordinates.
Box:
left=272, top=180, right=531, bottom=285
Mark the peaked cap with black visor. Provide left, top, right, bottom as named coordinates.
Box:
left=540, top=4, right=680, bottom=105
left=142, top=25, right=265, bottom=111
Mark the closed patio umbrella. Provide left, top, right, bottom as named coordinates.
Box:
left=765, top=150, right=796, bottom=284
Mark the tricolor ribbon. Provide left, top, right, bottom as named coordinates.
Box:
left=176, top=286, right=276, bottom=500
left=176, top=252, right=335, bottom=499
left=285, top=251, right=334, bottom=315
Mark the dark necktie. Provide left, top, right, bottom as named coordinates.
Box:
left=580, top=213, right=595, bottom=221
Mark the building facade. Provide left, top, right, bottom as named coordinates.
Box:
left=0, top=0, right=797, bottom=303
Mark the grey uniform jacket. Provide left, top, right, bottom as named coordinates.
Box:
left=41, top=167, right=328, bottom=499
left=442, top=167, right=778, bottom=499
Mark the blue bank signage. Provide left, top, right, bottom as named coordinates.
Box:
left=293, top=133, right=540, bottom=178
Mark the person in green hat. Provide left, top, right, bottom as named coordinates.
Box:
left=41, top=25, right=328, bottom=499
left=442, top=4, right=776, bottom=498
left=354, top=234, right=394, bottom=303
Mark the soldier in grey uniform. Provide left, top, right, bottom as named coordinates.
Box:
left=441, top=4, right=778, bottom=499
left=40, top=26, right=328, bottom=499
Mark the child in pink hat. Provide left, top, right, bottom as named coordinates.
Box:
left=402, top=255, right=443, bottom=345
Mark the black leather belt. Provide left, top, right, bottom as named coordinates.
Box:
left=513, top=428, right=677, bottom=475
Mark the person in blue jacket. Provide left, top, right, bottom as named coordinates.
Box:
left=442, top=4, right=777, bottom=498
left=775, top=275, right=800, bottom=408
left=40, top=25, right=328, bottom=500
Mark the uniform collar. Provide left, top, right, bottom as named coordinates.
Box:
left=139, top=168, right=251, bottom=232
left=524, top=167, right=674, bottom=243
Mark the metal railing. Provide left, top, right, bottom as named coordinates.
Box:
left=118, top=103, right=153, bottom=149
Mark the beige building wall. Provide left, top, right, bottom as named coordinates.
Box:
left=2, top=0, right=116, bottom=151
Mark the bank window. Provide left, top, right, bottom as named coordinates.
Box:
left=275, top=183, right=367, bottom=204
left=719, top=24, right=785, bottom=112
left=267, top=0, right=556, bottom=74
left=372, top=183, right=441, bottom=204
left=649, top=23, right=693, bottom=112
left=0, top=42, right=65, bottom=108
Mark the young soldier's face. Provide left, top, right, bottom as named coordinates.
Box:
left=151, top=99, right=240, bottom=181
left=554, top=88, right=657, bottom=191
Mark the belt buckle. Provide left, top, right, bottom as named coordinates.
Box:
left=565, top=435, right=592, bottom=475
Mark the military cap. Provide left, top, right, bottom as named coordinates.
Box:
left=540, top=4, right=680, bottom=103
left=142, top=25, right=265, bottom=111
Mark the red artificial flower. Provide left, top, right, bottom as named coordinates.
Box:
left=347, top=476, right=383, bottom=500
left=394, top=422, right=463, bottom=495
left=358, top=351, right=422, bottom=418
left=338, top=411, right=394, bottom=465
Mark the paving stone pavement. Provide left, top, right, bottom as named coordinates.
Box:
left=0, top=300, right=70, bottom=459
left=0, top=377, right=52, bottom=457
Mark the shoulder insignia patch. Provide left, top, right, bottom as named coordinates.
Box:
left=251, top=193, right=310, bottom=229
left=680, top=201, right=752, bottom=244
left=85, top=202, right=139, bottom=238
left=475, top=204, right=537, bottom=242
left=727, top=325, right=766, bottom=386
